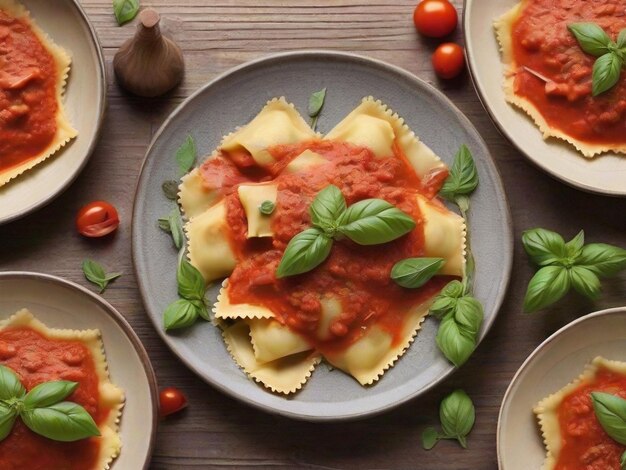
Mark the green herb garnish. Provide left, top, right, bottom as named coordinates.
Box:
left=259, top=200, right=276, bottom=215
left=158, top=206, right=184, bottom=250
left=422, top=389, right=476, bottom=450
left=391, top=258, right=445, bottom=289
left=568, top=23, right=626, bottom=96
left=522, top=228, right=626, bottom=312
left=308, top=88, right=327, bottom=131
left=162, top=180, right=179, bottom=201
left=591, top=392, right=626, bottom=467
left=82, top=259, right=121, bottom=293
left=0, top=365, right=99, bottom=442
left=113, top=0, right=140, bottom=26
left=163, top=259, right=210, bottom=330
left=176, top=135, right=197, bottom=176
left=276, top=185, right=415, bottom=278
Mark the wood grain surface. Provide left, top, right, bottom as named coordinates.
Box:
left=1, top=1, right=625, bottom=469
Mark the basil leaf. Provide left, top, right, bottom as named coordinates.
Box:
left=454, top=297, right=483, bottom=337
left=23, top=381, right=77, bottom=410
left=177, top=259, right=205, bottom=300
left=577, top=243, right=626, bottom=277
left=522, top=228, right=567, bottom=266
left=192, top=299, right=211, bottom=322
left=337, top=199, right=415, bottom=245
left=391, top=257, right=444, bottom=288
left=621, top=449, right=626, bottom=470
left=421, top=426, right=440, bottom=450
left=592, top=52, right=623, bottom=96
left=440, top=389, right=475, bottom=447
left=440, top=145, right=478, bottom=201
left=618, top=29, right=626, bottom=50
left=430, top=296, right=457, bottom=320
left=309, top=185, right=346, bottom=229
left=158, top=217, right=171, bottom=232
left=523, top=266, right=570, bottom=313
left=259, top=200, right=276, bottom=216
left=436, top=316, right=475, bottom=367
left=113, top=0, right=139, bottom=25
left=162, top=180, right=179, bottom=201
left=591, top=392, right=626, bottom=445
left=564, top=230, right=585, bottom=260
left=163, top=299, right=199, bottom=331
left=276, top=228, right=333, bottom=278
left=568, top=23, right=612, bottom=57
left=21, top=401, right=100, bottom=442
left=569, top=266, right=601, bottom=299
left=442, top=280, right=465, bottom=298
left=0, top=403, right=16, bottom=442
left=176, top=135, right=197, bottom=175
left=82, top=259, right=121, bottom=293
left=168, top=207, right=184, bottom=250
left=0, top=365, right=25, bottom=400
left=308, top=88, right=327, bottom=118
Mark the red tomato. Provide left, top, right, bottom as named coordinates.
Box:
left=159, top=387, right=188, bottom=418
left=413, top=0, right=458, bottom=38
left=75, top=201, right=120, bottom=238
left=432, top=42, right=465, bottom=79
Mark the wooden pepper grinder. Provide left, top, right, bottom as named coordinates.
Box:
left=113, top=8, right=184, bottom=97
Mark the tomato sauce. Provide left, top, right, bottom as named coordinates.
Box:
left=0, top=10, right=58, bottom=173
left=0, top=327, right=104, bottom=469
left=511, top=0, right=626, bottom=145
left=208, top=139, right=453, bottom=355
left=555, top=367, right=626, bottom=470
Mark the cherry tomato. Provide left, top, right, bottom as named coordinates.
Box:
left=76, top=201, right=120, bottom=238
left=432, top=42, right=465, bottom=79
left=159, top=387, right=188, bottom=418
left=413, top=0, right=458, bottom=38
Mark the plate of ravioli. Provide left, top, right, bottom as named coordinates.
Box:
left=499, top=307, right=626, bottom=470
left=0, top=271, right=158, bottom=469
left=0, top=0, right=106, bottom=224
left=132, top=50, right=513, bottom=420
left=464, top=0, right=626, bottom=196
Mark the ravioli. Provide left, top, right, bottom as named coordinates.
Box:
left=495, top=0, right=626, bottom=157
left=534, top=357, right=626, bottom=470
left=0, top=309, right=124, bottom=470
left=0, top=0, right=77, bottom=186
left=181, top=96, right=466, bottom=394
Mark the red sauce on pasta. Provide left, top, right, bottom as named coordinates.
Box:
left=511, top=0, right=626, bottom=145
left=0, top=9, right=58, bottom=173
left=0, top=327, right=103, bottom=469
left=206, top=139, right=453, bottom=355
left=555, top=367, right=626, bottom=470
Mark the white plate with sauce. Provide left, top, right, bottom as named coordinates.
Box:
left=498, top=306, right=626, bottom=469
left=464, top=0, right=626, bottom=196
left=0, top=272, right=158, bottom=469
left=0, top=0, right=106, bottom=224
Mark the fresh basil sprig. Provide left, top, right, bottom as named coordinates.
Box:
left=391, top=258, right=444, bottom=288
left=0, top=365, right=99, bottom=443
left=82, top=259, right=122, bottom=293
left=276, top=185, right=415, bottom=278
left=422, top=389, right=476, bottom=450
left=158, top=206, right=184, bottom=250
left=522, top=228, right=626, bottom=312
left=162, top=180, right=179, bottom=201
left=568, top=23, right=626, bottom=96
left=308, top=88, right=327, bottom=132
left=113, top=0, right=140, bottom=26
left=163, top=259, right=210, bottom=330
left=259, top=200, right=276, bottom=216
left=429, top=145, right=483, bottom=367
left=431, top=281, right=484, bottom=367
left=591, top=391, right=626, bottom=466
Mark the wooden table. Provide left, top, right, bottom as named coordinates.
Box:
left=2, top=1, right=625, bottom=468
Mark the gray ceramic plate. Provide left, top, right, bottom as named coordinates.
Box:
left=464, top=0, right=626, bottom=196
left=0, top=0, right=106, bottom=224
left=0, top=272, right=158, bottom=469
left=132, top=51, right=513, bottom=421
left=498, top=306, right=626, bottom=469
